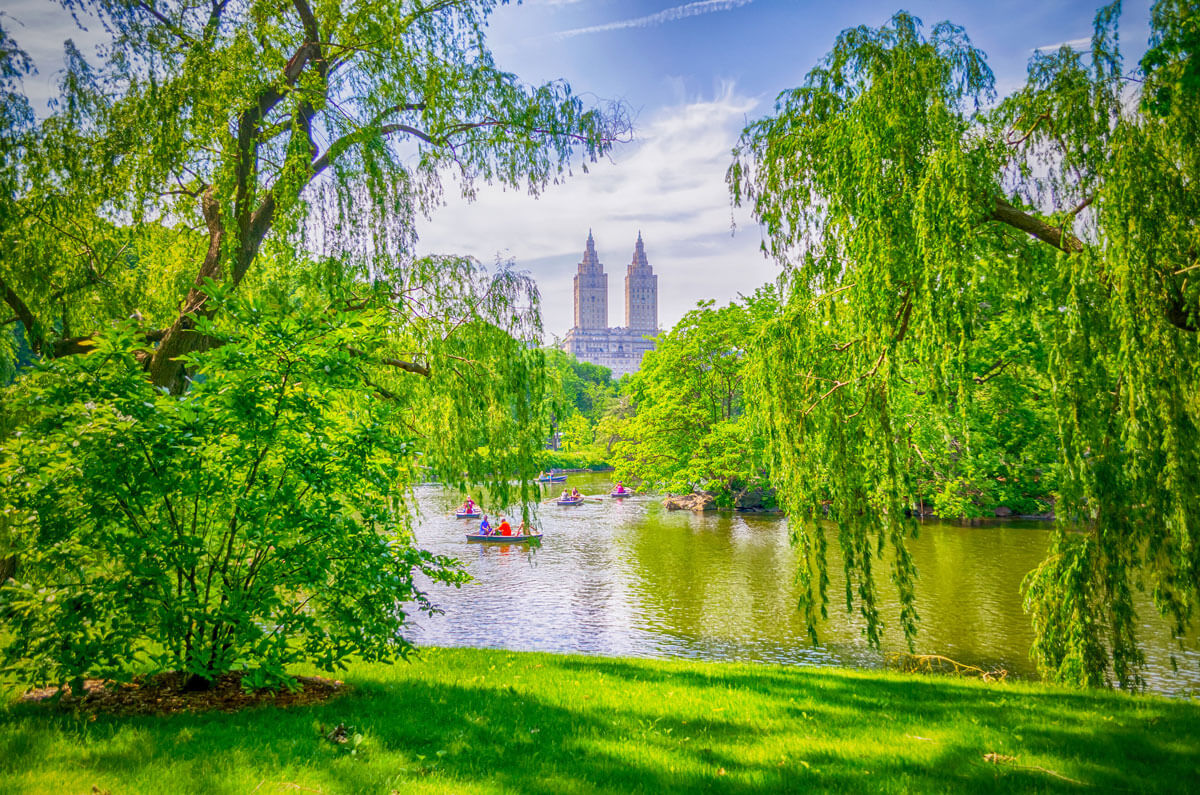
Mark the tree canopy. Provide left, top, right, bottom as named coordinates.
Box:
left=1, top=0, right=625, bottom=386
left=730, top=1, right=1199, bottom=687
left=610, top=291, right=776, bottom=504
left=0, top=0, right=626, bottom=689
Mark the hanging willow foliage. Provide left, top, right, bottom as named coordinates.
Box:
left=729, top=1, right=1199, bottom=688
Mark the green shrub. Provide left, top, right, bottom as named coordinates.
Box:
left=0, top=298, right=467, bottom=693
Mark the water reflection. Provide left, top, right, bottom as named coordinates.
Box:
left=407, top=473, right=1200, bottom=696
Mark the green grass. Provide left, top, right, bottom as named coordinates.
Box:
left=2, top=647, right=1198, bottom=793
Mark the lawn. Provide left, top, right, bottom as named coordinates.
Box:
left=1, top=647, right=1197, bottom=793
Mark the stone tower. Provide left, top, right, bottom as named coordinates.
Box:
left=624, top=231, right=657, bottom=332
left=573, top=230, right=608, bottom=330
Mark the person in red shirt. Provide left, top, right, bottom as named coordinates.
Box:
left=497, top=518, right=512, bottom=536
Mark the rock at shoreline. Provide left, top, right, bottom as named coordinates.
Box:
left=733, top=487, right=776, bottom=511
left=663, top=492, right=716, bottom=512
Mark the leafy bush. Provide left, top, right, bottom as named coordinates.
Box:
left=0, top=297, right=468, bottom=693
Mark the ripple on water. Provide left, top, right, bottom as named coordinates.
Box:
left=405, top=474, right=1200, bottom=696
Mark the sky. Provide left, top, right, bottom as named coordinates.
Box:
left=5, top=0, right=1154, bottom=339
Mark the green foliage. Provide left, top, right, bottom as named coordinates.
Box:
left=731, top=4, right=1200, bottom=687
left=0, top=294, right=473, bottom=692
left=1140, top=0, right=1200, bottom=117
left=543, top=348, right=618, bottom=426
left=610, top=292, right=774, bottom=503
left=894, top=284, right=1060, bottom=519
left=558, top=414, right=594, bottom=452
left=540, top=448, right=611, bottom=472
left=541, top=348, right=618, bottom=466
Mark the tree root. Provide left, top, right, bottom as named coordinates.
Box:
left=887, top=652, right=1008, bottom=682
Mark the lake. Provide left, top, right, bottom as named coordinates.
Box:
left=407, top=472, right=1200, bottom=696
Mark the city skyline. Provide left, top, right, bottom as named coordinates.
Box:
left=561, top=229, right=659, bottom=378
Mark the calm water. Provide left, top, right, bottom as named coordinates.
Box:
left=407, top=472, right=1200, bottom=696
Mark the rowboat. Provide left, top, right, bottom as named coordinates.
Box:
left=466, top=533, right=543, bottom=543
left=455, top=510, right=482, bottom=519
left=537, top=474, right=567, bottom=483
left=609, top=491, right=632, bottom=498
left=555, top=497, right=585, bottom=506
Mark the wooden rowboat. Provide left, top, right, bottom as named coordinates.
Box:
left=555, top=497, right=585, bottom=506
left=456, top=510, right=483, bottom=519
left=537, top=474, right=567, bottom=482
left=609, top=491, right=632, bottom=498
left=466, top=533, right=543, bottom=543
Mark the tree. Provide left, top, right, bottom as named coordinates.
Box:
left=543, top=348, right=617, bottom=425
left=0, top=0, right=626, bottom=689
left=558, top=413, right=594, bottom=452
left=0, top=0, right=625, bottom=387
left=729, top=3, right=1198, bottom=687
left=611, top=291, right=775, bottom=504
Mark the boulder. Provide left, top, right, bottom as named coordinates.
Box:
left=663, top=492, right=716, bottom=512
left=733, top=487, right=777, bottom=511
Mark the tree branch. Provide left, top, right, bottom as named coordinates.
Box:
left=343, top=346, right=431, bottom=377
left=990, top=197, right=1084, bottom=253
left=0, top=274, right=39, bottom=349
left=990, top=197, right=1195, bottom=331
left=135, top=2, right=197, bottom=46
left=973, top=359, right=1010, bottom=384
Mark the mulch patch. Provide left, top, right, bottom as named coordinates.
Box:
left=18, top=671, right=349, bottom=716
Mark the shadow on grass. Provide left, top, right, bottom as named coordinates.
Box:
left=2, top=652, right=1198, bottom=794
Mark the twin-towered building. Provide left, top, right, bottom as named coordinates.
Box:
left=560, top=231, right=659, bottom=379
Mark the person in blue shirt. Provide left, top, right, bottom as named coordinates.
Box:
left=478, top=515, right=492, bottom=535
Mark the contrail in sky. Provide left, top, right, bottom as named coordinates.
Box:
left=554, top=0, right=754, bottom=39
left=1031, top=37, right=1091, bottom=52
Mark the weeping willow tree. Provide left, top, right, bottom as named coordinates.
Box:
left=729, top=1, right=1198, bottom=687
left=0, top=0, right=626, bottom=689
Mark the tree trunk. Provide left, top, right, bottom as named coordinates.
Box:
left=147, top=189, right=225, bottom=392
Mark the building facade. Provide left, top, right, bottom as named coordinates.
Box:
left=561, top=231, right=659, bottom=379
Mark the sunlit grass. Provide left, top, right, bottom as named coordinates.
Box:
left=2, top=647, right=1198, bottom=793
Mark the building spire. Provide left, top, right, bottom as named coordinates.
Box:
left=581, top=229, right=601, bottom=271
left=630, top=231, right=649, bottom=270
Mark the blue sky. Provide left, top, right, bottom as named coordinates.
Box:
left=6, top=0, right=1154, bottom=337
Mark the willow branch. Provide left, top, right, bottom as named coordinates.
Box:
left=343, top=346, right=431, bottom=377
left=990, top=198, right=1084, bottom=253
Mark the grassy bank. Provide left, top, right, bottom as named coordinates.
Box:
left=2, top=647, right=1197, bottom=793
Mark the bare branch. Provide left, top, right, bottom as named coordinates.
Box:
left=135, top=2, right=198, bottom=46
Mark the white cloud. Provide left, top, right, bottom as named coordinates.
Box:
left=416, top=82, right=776, bottom=338
left=1031, top=36, right=1091, bottom=53
left=555, top=0, right=753, bottom=39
